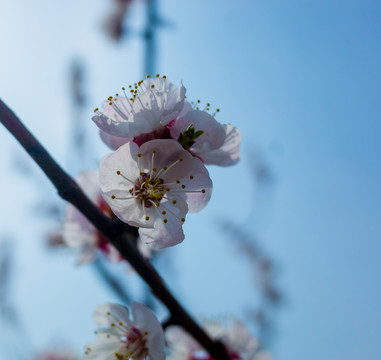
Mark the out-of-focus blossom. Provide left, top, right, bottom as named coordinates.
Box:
left=103, top=0, right=134, bottom=42
left=35, top=349, right=78, bottom=360
left=100, top=139, right=212, bottom=249
left=84, top=302, right=165, bottom=360
left=93, top=77, right=241, bottom=167
left=62, top=170, right=122, bottom=264
left=166, top=319, right=271, bottom=360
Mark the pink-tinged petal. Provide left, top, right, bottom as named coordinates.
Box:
left=77, top=243, right=98, bottom=265
left=139, top=197, right=186, bottom=250
left=93, top=303, right=131, bottom=327
left=62, top=171, right=99, bottom=257
left=99, top=142, right=140, bottom=193
left=130, top=303, right=165, bottom=360
left=177, top=100, right=193, bottom=118
left=92, top=113, right=131, bottom=137
left=84, top=333, right=122, bottom=360
left=142, top=78, right=186, bottom=123
left=101, top=98, right=132, bottom=122
left=125, top=79, right=186, bottom=138
left=166, top=326, right=201, bottom=357
left=137, top=139, right=195, bottom=182
left=172, top=110, right=226, bottom=152
left=99, top=130, right=130, bottom=150
left=201, top=124, right=241, bottom=166
left=178, top=157, right=212, bottom=213
left=100, top=189, right=146, bottom=228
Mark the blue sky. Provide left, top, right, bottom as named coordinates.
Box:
left=1, top=1, right=381, bottom=359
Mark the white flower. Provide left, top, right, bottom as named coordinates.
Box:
left=92, top=78, right=241, bottom=167
left=84, top=302, right=165, bottom=360
left=170, top=109, right=241, bottom=167
left=62, top=170, right=122, bottom=264
left=99, top=139, right=212, bottom=249
left=92, top=76, right=186, bottom=143
left=166, top=319, right=267, bottom=360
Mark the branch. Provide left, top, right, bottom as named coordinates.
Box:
left=0, top=99, right=231, bottom=360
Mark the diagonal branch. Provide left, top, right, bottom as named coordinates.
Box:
left=0, top=99, right=230, bottom=360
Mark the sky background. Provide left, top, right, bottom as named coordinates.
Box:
left=1, top=1, right=381, bottom=360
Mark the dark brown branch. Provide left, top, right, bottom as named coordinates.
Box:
left=0, top=99, right=230, bottom=360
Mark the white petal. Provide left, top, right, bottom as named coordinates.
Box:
left=93, top=303, right=132, bottom=330
left=99, top=142, right=140, bottom=193
left=137, top=139, right=195, bottom=182
left=84, top=333, right=121, bottom=360
left=172, top=110, right=226, bottom=152
left=201, top=124, right=241, bottom=166
left=99, top=130, right=130, bottom=150
left=139, top=203, right=186, bottom=250
left=178, top=157, right=212, bottom=213
left=92, top=113, right=131, bottom=137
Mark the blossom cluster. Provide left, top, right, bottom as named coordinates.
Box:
left=61, top=76, right=240, bottom=259
left=91, top=76, right=241, bottom=250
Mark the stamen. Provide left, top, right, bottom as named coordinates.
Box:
left=116, top=170, right=135, bottom=185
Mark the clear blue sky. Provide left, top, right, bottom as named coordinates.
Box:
left=1, top=1, right=381, bottom=359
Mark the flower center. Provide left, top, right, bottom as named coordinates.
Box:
left=133, top=174, right=165, bottom=207
left=114, top=327, right=149, bottom=360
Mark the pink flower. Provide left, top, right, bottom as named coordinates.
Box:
left=92, top=76, right=186, bottom=146
left=62, top=170, right=122, bottom=264
left=93, top=78, right=241, bottom=167
left=99, top=139, right=212, bottom=249
left=84, top=302, right=165, bottom=360
left=166, top=319, right=268, bottom=360
left=170, top=109, right=241, bottom=167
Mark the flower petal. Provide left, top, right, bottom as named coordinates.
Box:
left=93, top=303, right=132, bottom=329
left=201, top=124, right=241, bottom=166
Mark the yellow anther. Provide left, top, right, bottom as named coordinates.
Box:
left=116, top=170, right=121, bottom=175
left=163, top=75, right=167, bottom=79
left=201, top=189, right=206, bottom=193
left=181, top=184, right=186, bottom=189
left=146, top=75, right=150, bottom=78
left=163, top=166, right=168, bottom=170
left=152, top=168, right=157, bottom=172
left=137, top=153, right=142, bottom=157
left=179, top=157, right=183, bottom=162
left=151, top=84, right=155, bottom=88
left=176, top=180, right=180, bottom=184
left=190, top=175, right=194, bottom=179
left=152, top=149, right=157, bottom=154
left=162, top=211, right=166, bottom=215
left=172, top=200, right=177, bottom=204
left=163, top=219, right=168, bottom=223
left=181, top=218, right=185, bottom=222
left=156, top=74, right=160, bottom=78
left=111, top=195, right=116, bottom=199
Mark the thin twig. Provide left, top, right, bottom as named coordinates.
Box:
left=0, top=99, right=231, bottom=360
